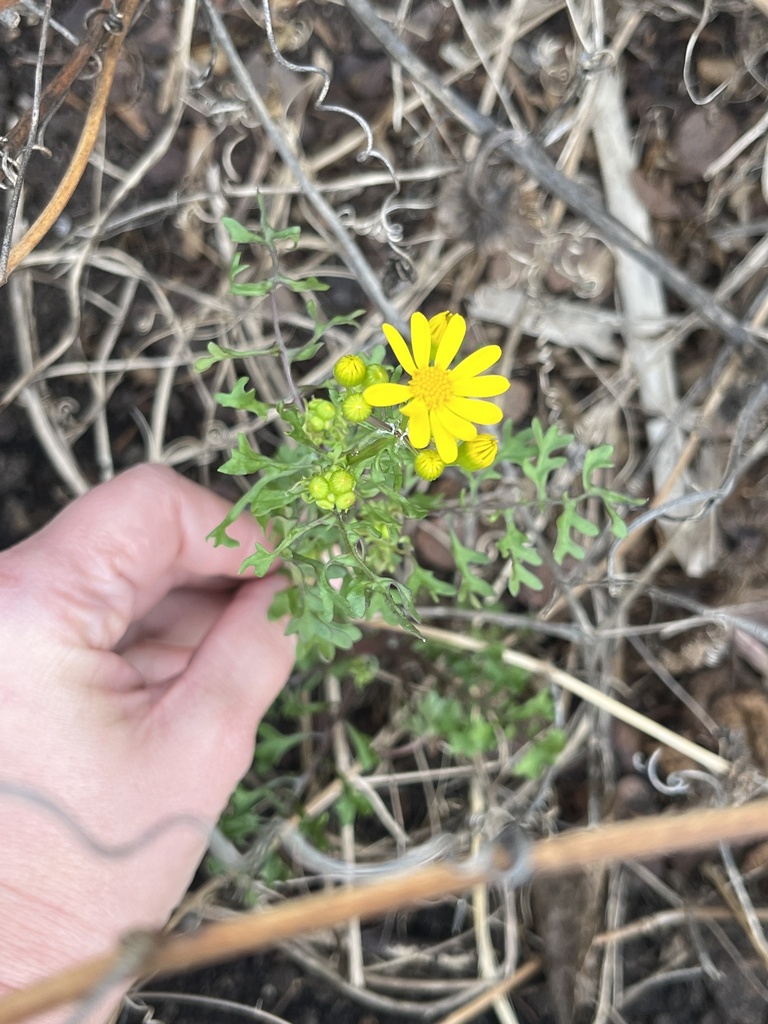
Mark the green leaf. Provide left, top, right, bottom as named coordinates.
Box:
left=253, top=722, right=308, bottom=772
left=521, top=418, right=572, bottom=504
left=553, top=500, right=598, bottom=564
left=230, top=277, right=274, bottom=297
left=411, top=691, right=496, bottom=758
left=195, top=341, right=262, bottom=372
left=604, top=501, right=628, bottom=539
left=450, top=533, right=495, bottom=606
left=222, top=216, right=263, bottom=244
left=215, top=378, right=270, bottom=416
left=345, top=723, right=379, bottom=772
left=513, top=729, right=566, bottom=779
left=290, top=341, right=322, bottom=362
left=406, top=563, right=457, bottom=602
left=219, top=434, right=274, bottom=475
left=339, top=654, right=379, bottom=688
left=206, top=480, right=265, bottom=547
left=278, top=275, right=330, bottom=293
left=270, top=225, right=301, bottom=247
left=582, top=443, right=615, bottom=490
left=497, top=420, right=537, bottom=466
left=240, top=544, right=279, bottom=577
left=272, top=581, right=363, bottom=662
left=497, top=516, right=544, bottom=597
left=335, top=783, right=372, bottom=827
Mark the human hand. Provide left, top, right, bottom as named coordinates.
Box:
left=0, top=465, right=295, bottom=1010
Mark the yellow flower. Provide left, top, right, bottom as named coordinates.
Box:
left=456, top=433, right=499, bottom=471
left=363, top=312, right=510, bottom=464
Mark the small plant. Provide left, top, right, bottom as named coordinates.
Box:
left=410, top=643, right=566, bottom=774
left=198, top=203, right=641, bottom=794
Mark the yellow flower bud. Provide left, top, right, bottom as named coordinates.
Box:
left=414, top=450, right=446, bottom=481
left=334, top=355, right=367, bottom=387
left=456, top=434, right=499, bottom=472
left=427, top=311, right=455, bottom=359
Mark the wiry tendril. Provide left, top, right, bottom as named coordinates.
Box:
left=633, top=749, right=723, bottom=800
left=257, top=0, right=410, bottom=274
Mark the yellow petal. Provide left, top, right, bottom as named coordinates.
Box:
left=406, top=400, right=430, bottom=448
left=452, top=374, right=511, bottom=397
left=447, top=397, right=504, bottom=425
left=430, top=411, right=458, bottom=463
left=451, top=345, right=502, bottom=380
left=363, top=382, right=411, bottom=406
left=434, top=314, right=466, bottom=368
left=433, top=405, right=477, bottom=441
left=410, top=312, right=431, bottom=369
left=382, top=322, right=417, bottom=375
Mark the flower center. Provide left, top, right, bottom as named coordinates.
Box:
left=409, top=365, right=453, bottom=410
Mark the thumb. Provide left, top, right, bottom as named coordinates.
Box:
left=157, top=573, right=296, bottom=805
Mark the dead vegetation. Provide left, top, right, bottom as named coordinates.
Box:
left=5, top=1, right=768, bottom=1022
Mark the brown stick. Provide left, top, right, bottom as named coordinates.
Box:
left=1, top=0, right=120, bottom=177
left=0, top=848, right=510, bottom=1024
left=3, top=798, right=768, bottom=1024
left=1, top=0, right=142, bottom=283
left=527, top=799, right=768, bottom=876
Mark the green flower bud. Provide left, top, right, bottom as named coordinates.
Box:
left=316, top=496, right=335, bottom=511
left=414, top=450, right=446, bottom=481
left=329, top=469, right=355, bottom=496
left=456, top=434, right=499, bottom=472
left=307, top=474, right=330, bottom=500
left=342, top=393, right=372, bottom=423
left=307, top=398, right=336, bottom=422
left=363, top=363, right=389, bottom=387
left=334, top=491, right=356, bottom=512
left=334, top=355, right=367, bottom=387
left=304, top=399, right=345, bottom=443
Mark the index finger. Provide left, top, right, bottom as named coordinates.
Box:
left=6, top=465, right=271, bottom=650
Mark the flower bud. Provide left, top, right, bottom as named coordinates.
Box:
left=427, top=311, right=454, bottom=359
left=329, top=468, right=355, bottom=496
left=334, top=355, right=367, bottom=387
left=456, top=433, right=498, bottom=471
left=342, top=393, right=372, bottom=423
left=304, top=398, right=344, bottom=442
left=305, top=398, right=337, bottom=431
left=307, top=474, right=330, bottom=500
left=414, top=450, right=446, bottom=481
left=363, top=364, right=389, bottom=387
left=334, top=491, right=356, bottom=512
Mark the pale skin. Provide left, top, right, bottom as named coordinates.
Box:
left=0, top=465, right=296, bottom=1019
